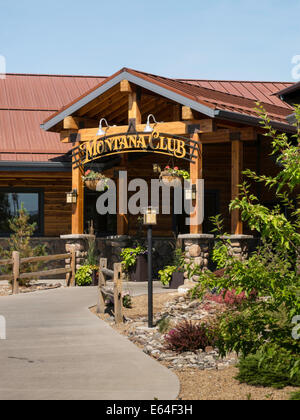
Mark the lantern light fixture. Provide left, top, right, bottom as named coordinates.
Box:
left=66, top=189, right=78, bottom=204
left=184, top=184, right=197, bottom=201
left=153, top=163, right=161, bottom=174
left=144, top=114, right=158, bottom=133
left=143, top=206, right=158, bottom=226
left=97, top=118, right=110, bottom=136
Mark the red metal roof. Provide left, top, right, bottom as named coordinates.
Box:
left=43, top=68, right=294, bottom=128
left=127, top=69, right=293, bottom=123
left=0, top=71, right=294, bottom=164
left=0, top=74, right=106, bottom=163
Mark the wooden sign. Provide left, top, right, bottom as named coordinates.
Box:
left=72, top=131, right=201, bottom=169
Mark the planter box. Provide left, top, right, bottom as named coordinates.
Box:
left=169, top=272, right=184, bottom=289
left=130, top=255, right=148, bottom=282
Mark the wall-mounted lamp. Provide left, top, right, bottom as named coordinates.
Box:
left=184, top=184, right=197, bottom=201
left=144, top=114, right=158, bottom=133
left=153, top=163, right=161, bottom=174
left=97, top=118, right=110, bottom=136
left=66, top=189, right=78, bottom=204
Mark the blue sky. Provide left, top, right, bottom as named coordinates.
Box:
left=0, top=0, right=299, bottom=81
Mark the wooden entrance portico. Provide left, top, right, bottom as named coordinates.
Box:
left=41, top=68, right=293, bottom=239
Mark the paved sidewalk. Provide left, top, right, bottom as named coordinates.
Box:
left=0, top=287, right=179, bottom=400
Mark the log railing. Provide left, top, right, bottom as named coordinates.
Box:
left=97, top=258, right=123, bottom=324
left=0, top=250, right=76, bottom=294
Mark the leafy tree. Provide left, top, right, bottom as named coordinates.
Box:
left=0, top=204, right=46, bottom=286
left=189, top=104, right=300, bottom=375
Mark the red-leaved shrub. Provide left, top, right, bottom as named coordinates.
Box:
left=206, top=289, right=257, bottom=307
left=164, top=321, right=217, bottom=353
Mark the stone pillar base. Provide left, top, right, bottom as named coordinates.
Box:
left=178, top=234, right=214, bottom=283
left=61, top=234, right=95, bottom=272
left=221, top=235, right=254, bottom=261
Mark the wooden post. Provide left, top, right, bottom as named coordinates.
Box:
left=113, top=263, right=123, bottom=324
left=231, top=134, right=243, bottom=235
left=12, top=251, right=20, bottom=295
left=70, top=248, right=76, bottom=287
left=128, top=89, right=141, bottom=125
left=72, top=141, right=84, bottom=234
left=97, top=258, right=107, bottom=314
left=117, top=171, right=129, bottom=235
left=190, top=132, right=203, bottom=234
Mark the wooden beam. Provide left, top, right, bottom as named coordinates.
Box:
left=182, top=106, right=195, bottom=120
left=128, top=89, right=141, bottom=125
left=200, top=127, right=257, bottom=144
left=72, top=141, right=84, bottom=234
left=190, top=133, right=203, bottom=234
left=120, top=80, right=132, bottom=93
left=64, top=116, right=79, bottom=130
left=76, top=120, right=214, bottom=142
left=63, top=117, right=98, bottom=131
left=231, top=136, right=243, bottom=235
left=60, top=129, right=78, bottom=143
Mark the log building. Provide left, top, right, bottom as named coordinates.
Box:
left=0, top=68, right=297, bottom=269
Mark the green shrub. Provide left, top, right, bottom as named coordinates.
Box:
left=157, top=317, right=171, bottom=334
left=158, top=248, right=185, bottom=286
left=215, top=302, right=300, bottom=359
left=121, top=246, right=147, bottom=272
left=122, top=293, right=132, bottom=308
left=85, top=236, right=98, bottom=266
left=289, top=391, right=300, bottom=400
left=75, top=265, right=96, bottom=286
left=236, top=343, right=300, bottom=389
left=158, top=265, right=177, bottom=286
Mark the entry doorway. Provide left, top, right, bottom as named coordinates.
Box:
left=84, top=190, right=117, bottom=237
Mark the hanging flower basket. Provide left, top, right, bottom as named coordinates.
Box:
left=82, top=170, right=109, bottom=191
left=160, top=171, right=182, bottom=187
left=159, top=166, right=190, bottom=188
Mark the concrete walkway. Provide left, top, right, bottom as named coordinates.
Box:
left=0, top=286, right=179, bottom=400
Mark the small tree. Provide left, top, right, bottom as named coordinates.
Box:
left=0, top=204, right=46, bottom=286
left=189, top=104, right=300, bottom=361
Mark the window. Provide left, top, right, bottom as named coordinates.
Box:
left=0, top=189, right=44, bottom=236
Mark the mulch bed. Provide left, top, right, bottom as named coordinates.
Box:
left=90, top=292, right=299, bottom=400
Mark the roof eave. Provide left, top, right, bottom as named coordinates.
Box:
left=41, top=70, right=216, bottom=132
left=0, top=161, right=72, bottom=172
left=215, top=110, right=296, bottom=134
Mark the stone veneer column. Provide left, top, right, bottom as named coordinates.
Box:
left=178, top=234, right=214, bottom=283
left=104, top=236, right=131, bottom=268
left=178, top=234, right=255, bottom=283
left=221, top=235, right=254, bottom=261
left=61, top=234, right=96, bottom=274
